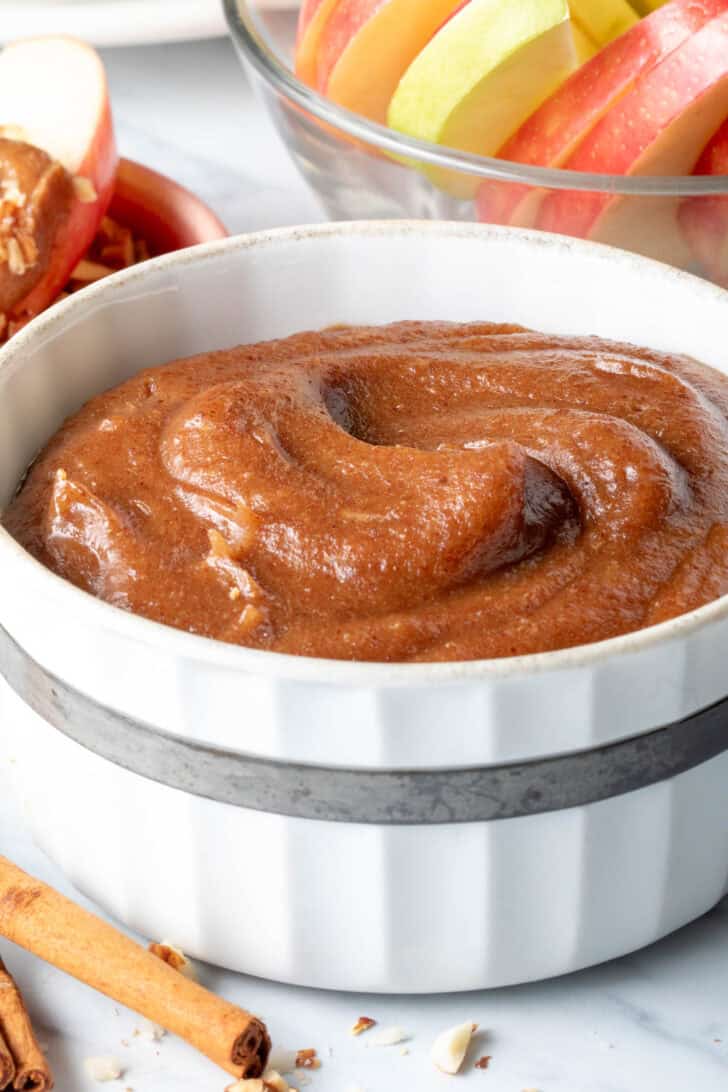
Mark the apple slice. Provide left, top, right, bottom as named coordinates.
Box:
left=387, top=0, right=576, bottom=194
left=295, top=0, right=342, bottom=86
left=679, top=120, right=728, bottom=286
left=477, top=0, right=728, bottom=228
left=536, top=10, right=728, bottom=268
left=310, top=0, right=468, bottom=125
left=569, top=0, right=638, bottom=47
left=0, top=37, right=117, bottom=325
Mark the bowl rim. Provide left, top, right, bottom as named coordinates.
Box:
left=2, top=219, right=728, bottom=686
left=224, top=0, right=728, bottom=199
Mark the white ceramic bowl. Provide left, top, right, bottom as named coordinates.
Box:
left=1, top=222, right=727, bottom=992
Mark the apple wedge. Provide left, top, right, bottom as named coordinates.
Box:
left=569, top=0, right=638, bottom=47
left=477, top=0, right=728, bottom=228
left=387, top=0, right=576, bottom=195
left=536, top=10, right=728, bottom=268
left=295, top=0, right=342, bottom=86
left=679, top=120, right=728, bottom=286
left=0, top=37, right=117, bottom=325
left=311, top=0, right=468, bottom=125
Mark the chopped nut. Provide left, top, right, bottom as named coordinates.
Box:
left=294, top=1049, right=320, bottom=1070
left=70, top=257, right=115, bottom=283
left=431, top=1021, right=478, bottom=1075
left=261, top=1072, right=291, bottom=1092
left=238, top=603, right=265, bottom=634
left=137, top=1018, right=166, bottom=1042
left=6, top=236, right=26, bottom=275
left=18, top=231, right=38, bottom=265
left=475, top=1055, right=491, bottom=1069
left=226, top=1079, right=298, bottom=1092
left=148, top=940, right=197, bottom=980
left=366, top=1026, right=408, bottom=1047
left=73, top=175, right=98, bottom=203
left=351, top=1016, right=376, bottom=1037
left=84, top=1056, right=123, bottom=1082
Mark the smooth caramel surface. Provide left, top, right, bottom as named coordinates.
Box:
left=6, top=321, right=728, bottom=662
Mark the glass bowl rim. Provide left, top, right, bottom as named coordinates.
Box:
left=225, top=0, right=728, bottom=199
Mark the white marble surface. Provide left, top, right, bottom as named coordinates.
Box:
left=0, top=33, right=727, bottom=1092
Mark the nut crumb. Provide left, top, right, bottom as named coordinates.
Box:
left=295, top=1049, right=320, bottom=1070
left=399, top=1047, right=409, bottom=1056
left=84, top=1056, right=123, bottom=1082
left=137, top=1019, right=166, bottom=1042
left=475, top=1055, right=491, bottom=1069
left=262, top=1073, right=293, bottom=1092
left=431, top=1021, right=478, bottom=1075
left=351, top=1017, right=376, bottom=1037
left=366, top=1026, right=408, bottom=1048
left=6, top=236, right=25, bottom=275
left=148, top=940, right=197, bottom=980
left=73, top=175, right=98, bottom=203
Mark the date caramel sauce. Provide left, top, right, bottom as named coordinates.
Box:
left=6, top=321, right=728, bottom=662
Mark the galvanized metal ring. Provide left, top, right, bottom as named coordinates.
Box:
left=1, top=624, right=727, bottom=824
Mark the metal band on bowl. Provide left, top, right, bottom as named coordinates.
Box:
left=1, top=624, right=727, bottom=825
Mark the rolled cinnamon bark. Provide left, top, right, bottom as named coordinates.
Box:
left=0, top=1027, right=15, bottom=1090
left=0, top=959, right=52, bottom=1091
left=0, top=858, right=270, bottom=1079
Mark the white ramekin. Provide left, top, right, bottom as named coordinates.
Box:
left=1, top=223, right=727, bottom=992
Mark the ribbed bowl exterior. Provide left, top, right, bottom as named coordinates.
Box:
left=3, top=684, right=728, bottom=992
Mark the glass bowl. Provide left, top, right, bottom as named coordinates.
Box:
left=224, top=0, right=728, bottom=286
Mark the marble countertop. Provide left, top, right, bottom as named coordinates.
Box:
left=0, top=33, right=727, bottom=1092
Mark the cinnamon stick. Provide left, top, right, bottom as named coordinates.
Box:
left=0, top=1028, right=14, bottom=1090
left=0, top=959, right=52, bottom=1091
left=0, top=858, right=270, bottom=1080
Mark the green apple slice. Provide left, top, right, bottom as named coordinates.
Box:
left=388, top=0, right=576, bottom=187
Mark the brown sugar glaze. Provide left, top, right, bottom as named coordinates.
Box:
left=6, top=321, right=728, bottom=662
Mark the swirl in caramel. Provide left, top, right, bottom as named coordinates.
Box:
left=6, top=321, right=728, bottom=662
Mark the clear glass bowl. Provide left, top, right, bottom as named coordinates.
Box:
left=225, top=0, right=728, bottom=285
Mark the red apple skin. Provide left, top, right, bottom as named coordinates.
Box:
left=295, top=0, right=341, bottom=84
left=535, top=11, right=728, bottom=241
left=476, top=0, right=728, bottom=228
left=297, top=0, right=325, bottom=42
left=315, top=0, right=386, bottom=91
left=679, top=120, right=728, bottom=286
left=314, top=0, right=468, bottom=93
left=11, top=95, right=117, bottom=325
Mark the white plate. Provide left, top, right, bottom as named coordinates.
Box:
left=0, top=0, right=293, bottom=47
